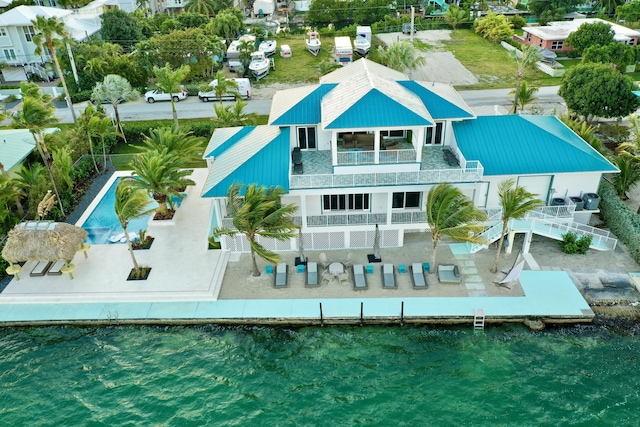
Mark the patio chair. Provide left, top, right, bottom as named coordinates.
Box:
left=343, top=252, right=353, bottom=268
left=306, top=261, right=319, bottom=287
left=338, top=272, right=351, bottom=286
left=411, top=263, right=427, bottom=289
left=319, top=252, right=331, bottom=270
left=274, top=262, right=288, bottom=288
left=382, top=263, right=396, bottom=289
left=352, top=264, right=368, bottom=290
left=321, top=271, right=333, bottom=285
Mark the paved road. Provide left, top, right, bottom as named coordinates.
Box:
left=52, top=86, right=565, bottom=124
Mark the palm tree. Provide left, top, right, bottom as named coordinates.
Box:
left=210, top=70, right=239, bottom=106
left=376, top=41, right=426, bottom=75
left=185, top=0, right=217, bottom=16
left=78, top=104, right=102, bottom=174
left=8, top=87, right=65, bottom=216
left=152, top=63, right=191, bottom=128
left=88, top=114, right=118, bottom=172
left=510, top=45, right=542, bottom=114
left=0, top=173, right=24, bottom=222
left=491, top=179, right=544, bottom=273
left=509, top=80, right=539, bottom=113
left=128, top=150, right=195, bottom=215
left=214, top=183, right=298, bottom=276
left=138, top=126, right=206, bottom=164
left=212, top=99, right=259, bottom=127
left=611, top=156, right=640, bottom=200
left=32, top=16, right=77, bottom=124
left=444, top=4, right=468, bottom=29
left=560, top=114, right=604, bottom=153
left=425, top=183, right=488, bottom=273
left=0, top=161, right=24, bottom=216
left=114, top=179, right=155, bottom=277
left=91, top=74, right=140, bottom=142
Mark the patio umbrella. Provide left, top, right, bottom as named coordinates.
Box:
left=373, top=224, right=380, bottom=259
left=2, top=222, right=88, bottom=263
left=298, top=228, right=306, bottom=264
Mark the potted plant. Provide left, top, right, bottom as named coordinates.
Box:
left=132, top=229, right=154, bottom=250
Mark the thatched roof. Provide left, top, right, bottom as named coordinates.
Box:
left=1, top=221, right=88, bottom=263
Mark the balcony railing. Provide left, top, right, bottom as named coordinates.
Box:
left=290, top=165, right=484, bottom=189
left=391, top=211, right=427, bottom=224
left=307, top=213, right=387, bottom=227
left=336, top=149, right=417, bottom=165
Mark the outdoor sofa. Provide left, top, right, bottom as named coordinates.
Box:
left=438, top=264, right=461, bottom=284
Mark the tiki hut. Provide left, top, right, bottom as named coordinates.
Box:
left=2, top=222, right=88, bottom=264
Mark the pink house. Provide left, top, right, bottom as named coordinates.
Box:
left=517, top=18, right=640, bottom=53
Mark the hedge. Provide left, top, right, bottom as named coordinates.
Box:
left=120, top=120, right=218, bottom=144
left=598, top=180, right=640, bottom=263
left=71, top=90, right=93, bottom=103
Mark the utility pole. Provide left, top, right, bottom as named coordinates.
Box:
left=410, top=6, right=415, bottom=44
left=66, top=42, right=79, bottom=86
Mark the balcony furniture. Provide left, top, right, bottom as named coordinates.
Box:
left=292, top=147, right=303, bottom=174
left=443, top=148, right=459, bottom=166
left=341, top=133, right=378, bottom=150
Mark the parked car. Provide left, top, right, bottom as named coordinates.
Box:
left=198, top=78, right=252, bottom=102
left=402, top=23, right=415, bottom=35
left=144, top=88, right=188, bottom=103
left=90, top=97, right=123, bottom=105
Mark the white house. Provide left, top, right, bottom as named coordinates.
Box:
left=0, top=5, right=102, bottom=82
left=201, top=59, right=618, bottom=254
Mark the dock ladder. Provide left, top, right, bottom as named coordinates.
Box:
left=473, top=308, right=485, bottom=332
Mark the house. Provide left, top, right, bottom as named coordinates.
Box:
left=201, top=58, right=618, bottom=253
left=0, top=5, right=102, bottom=82
left=518, top=18, right=640, bottom=53
left=0, top=128, right=58, bottom=176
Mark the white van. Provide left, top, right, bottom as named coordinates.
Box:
left=198, top=78, right=252, bottom=102
left=334, top=36, right=353, bottom=66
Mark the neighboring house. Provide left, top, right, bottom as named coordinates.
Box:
left=518, top=18, right=640, bottom=53
left=164, top=0, right=183, bottom=14
left=0, top=128, right=58, bottom=176
left=0, top=5, right=102, bottom=82
left=201, top=59, right=618, bottom=253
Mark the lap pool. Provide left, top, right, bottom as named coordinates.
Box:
left=77, top=174, right=183, bottom=245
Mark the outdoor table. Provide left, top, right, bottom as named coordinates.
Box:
left=329, top=262, right=344, bottom=277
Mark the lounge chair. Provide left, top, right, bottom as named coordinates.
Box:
left=47, top=260, right=65, bottom=276
left=30, top=261, right=52, bottom=277
left=382, top=263, right=396, bottom=289
left=306, top=261, right=319, bottom=287
left=438, top=264, right=462, bottom=284
left=274, top=262, right=288, bottom=287
left=109, top=231, right=138, bottom=243
left=352, top=264, right=368, bottom=290
left=411, top=263, right=427, bottom=289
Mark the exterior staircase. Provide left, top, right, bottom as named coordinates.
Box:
left=23, top=63, right=49, bottom=82
left=429, top=0, right=449, bottom=14
left=466, top=206, right=618, bottom=253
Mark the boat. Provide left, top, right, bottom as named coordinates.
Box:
left=259, top=39, right=277, bottom=57
left=306, top=31, right=321, bottom=56
left=248, top=51, right=270, bottom=80
left=226, top=40, right=241, bottom=61
left=280, top=44, right=292, bottom=58
left=354, top=34, right=371, bottom=56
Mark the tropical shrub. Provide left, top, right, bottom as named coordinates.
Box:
left=598, top=181, right=640, bottom=263
left=559, top=231, right=592, bottom=254
left=474, top=12, right=514, bottom=43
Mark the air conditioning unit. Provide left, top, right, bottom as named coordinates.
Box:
left=569, top=197, right=584, bottom=211
left=582, top=193, right=600, bottom=210
left=550, top=198, right=565, bottom=206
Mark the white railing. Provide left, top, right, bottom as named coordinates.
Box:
left=290, top=165, right=484, bottom=189
left=527, top=204, right=575, bottom=220
left=306, top=213, right=386, bottom=227
left=336, top=149, right=416, bottom=165
left=530, top=218, right=616, bottom=251
left=391, top=211, right=427, bottom=224
left=24, top=64, right=49, bottom=82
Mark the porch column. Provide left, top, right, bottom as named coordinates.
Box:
left=299, top=194, right=308, bottom=228
left=414, top=128, right=424, bottom=163
left=331, top=132, right=338, bottom=166
left=522, top=230, right=533, bottom=254
left=506, top=229, right=516, bottom=255
left=386, top=191, right=393, bottom=225
left=374, top=130, right=380, bottom=164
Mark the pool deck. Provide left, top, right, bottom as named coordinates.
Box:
left=0, top=168, right=637, bottom=326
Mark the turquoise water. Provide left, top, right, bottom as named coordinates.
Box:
left=1, top=324, right=639, bottom=425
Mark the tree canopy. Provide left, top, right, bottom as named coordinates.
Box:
left=565, top=21, right=615, bottom=56
left=616, top=1, right=640, bottom=25
left=558, top=62, right=640, bottom=119
left=582, top=42, right=636, bottom=71
left=528, top=0, right=580, bottom=25
left=473, top=12, right=514, bottom=43
left=100, top=9, right=143, bottom=51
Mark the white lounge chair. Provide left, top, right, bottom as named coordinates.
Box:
left=382, top=263, right=396, bottom=289
left=352, top=264, right=367, bottom=290
left=274, top=262, right=288, bottom=287
left=47, top=260, right=65, bottom=276
left=306, top=262, right=319, bottom=287
left=30, top=261, right=52, bottom=277
left=109, top=231, right=138, bottom=243
left=411, top=263, right=427, bottom=289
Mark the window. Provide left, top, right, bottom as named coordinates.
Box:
left=297, top=126, right=316, bottom=149
left=628, top=39, right=636, bottom=46
left=0, top=28, right=7, bottom=37
left=392, top=192, right=421, bottom=209
left=538, top=40, right=543, bottom=47
left=551, top=41, right=563, bottom=50
left=425, top=122, right=443, bottom=145
left=323, top=193, right=370, bottom=211
left=22, top=26, right=36, bottom=42
left=3, top=49, right=16, bottom=61
left=381, top=130, right=405, bottom=138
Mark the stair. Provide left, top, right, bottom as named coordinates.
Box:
left=429, top=0, right=449, bottom=14
left=473, top=308, right=485, bottom=331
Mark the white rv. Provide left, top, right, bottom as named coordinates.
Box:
left=198, top=78, right=252, bottom=102
left=334, top=36, right=353, bottom=66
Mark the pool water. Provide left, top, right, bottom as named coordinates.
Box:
left=80, top=178, right=184, bottom=244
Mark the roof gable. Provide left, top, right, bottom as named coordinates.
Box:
left=201, top=126, right=290, bottom=197
left=270, top=84, right=337, bottom=125
left=397, top=80, right=474, bottom=119
left=325, top=89, right=433, bottom=129
left=453, top=116, right=617, bottom=175
left=204, top=126, right=255, bottom=159
left=0, top=129, right=57, bottom=173
left=0, top=6, right=70, bottom=26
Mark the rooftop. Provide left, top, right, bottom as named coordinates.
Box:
left=523, top=18, right=640, bottom=41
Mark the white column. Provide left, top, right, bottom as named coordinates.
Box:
left=522, top=231, right=532, bottom=254
left=415, top=127, right=424, bottom=163
left=374, top=130, right=380, bottom=164
left=386, top=191, right=393, bottom=225
left=331, top=132, right=338, bottom=165
left=299, top=194, right=308, bottom=228
left=506, top=229, right=516, bottom=255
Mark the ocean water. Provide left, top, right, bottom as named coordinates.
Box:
left=1, top=324, right=639, bottom=426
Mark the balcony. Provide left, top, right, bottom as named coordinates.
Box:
left=290, top=146, right=483, bottom=190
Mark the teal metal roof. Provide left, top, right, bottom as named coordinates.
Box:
left=397, top=81, right=474, bottom=119
left=201, top=126, right=290, bottom=197
left=204, top=126, right=255, bottom=159
left=271, top=84, right=337, bottom=125
left=453, top=116, right=618, bottom=175
left=0, top=129, right=57, bottom=174
left=325, top=89, right=433, bottom=129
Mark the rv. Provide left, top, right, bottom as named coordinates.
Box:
left=198, top=78, right=252, bottom=102
left=334, top=36, right=353, bottom=66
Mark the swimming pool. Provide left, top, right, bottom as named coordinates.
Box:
left=79, top=177, right=184, bottom=245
